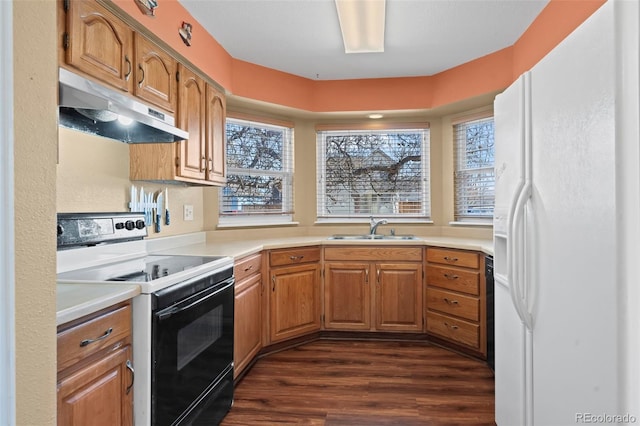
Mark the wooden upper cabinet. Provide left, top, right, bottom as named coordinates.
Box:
left=134, top=34, right=177, bottom=113
left=177, top=64, right=207, bottom=181
left=205, top=84, right=227, bottom=185
left=64, top=0, right=133, bottom=92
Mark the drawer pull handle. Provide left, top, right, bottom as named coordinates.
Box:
left=126, top=360, right=135, bottom=395
left=289, top=255, right=304, bottom=261
left=443, top=273, right=459, bottom=280
left=443, top=322, right=459, bottom=330
left=80, top=327, right=113, bottom=347
left=244, top=265, right=254, bottom=272
left=443, top=298, right=459, bottom=305
left=443, top=256, right=459, bottom=262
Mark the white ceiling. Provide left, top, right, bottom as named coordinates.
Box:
left=178, top=0, right=549, bottom=81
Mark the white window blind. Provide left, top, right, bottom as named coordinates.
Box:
left=220, top=117, right=294, bottom=220
left=453, top=115, right=495, bottom=221
left=317, top=127, right=430, bottom=219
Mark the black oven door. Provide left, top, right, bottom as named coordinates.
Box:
left=152, top=274, right=234, bottom=426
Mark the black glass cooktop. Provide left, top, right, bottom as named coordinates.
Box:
left=58, top=255, right=226, bottom=282
left=108, top=255, right=225, bottom=282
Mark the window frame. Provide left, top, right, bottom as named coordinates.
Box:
left=316, top=123, right=431, bottom=223
left=218, top=114, right=295, bottom=227
left=451, top=112, right=495, bottom=225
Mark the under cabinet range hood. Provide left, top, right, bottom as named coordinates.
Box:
left=58, top=67, right=188, bottom=143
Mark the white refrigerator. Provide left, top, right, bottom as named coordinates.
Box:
left=493, top=1, right=640, bottom=425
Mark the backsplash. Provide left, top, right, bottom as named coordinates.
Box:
left=56, top=127, right=205, bottom=237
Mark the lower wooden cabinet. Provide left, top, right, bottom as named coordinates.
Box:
left=323, top=247, right=424, bottom=333
left=233, top=253, right=263, bottom=378
left=323, top=262, right=371, bottom=330
left=268, top=247, right=321, bottom=344
left=425, top=247, right=486, bottom=358
left=375, top=262, right=423, bottom=332
left=57, top=302, right=134, bottom=426
left=57, top=345, right=133, bottom=426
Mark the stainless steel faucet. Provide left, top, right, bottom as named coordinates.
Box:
left=369, top=216, right=388, bottom=235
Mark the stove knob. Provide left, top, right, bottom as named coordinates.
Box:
left=124, top=220, right=135, bottom=231
left=57, top=224, right=64, bottom=236
left=115, top=222, right=124, bottom=230
left=135, top=220, right=146, bottom=230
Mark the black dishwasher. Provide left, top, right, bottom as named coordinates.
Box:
left=486, top=255, right=495, bottom=372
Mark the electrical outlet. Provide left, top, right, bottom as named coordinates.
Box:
left=183, top=204, right=194, bottom=221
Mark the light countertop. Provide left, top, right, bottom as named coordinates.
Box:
left=153, top=235, right=494, bottom=260
left=56, top=283, right=140, bottom=326
left=57, top=235, right=492, bottom=326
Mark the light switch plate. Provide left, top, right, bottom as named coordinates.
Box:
left=183, top=204, right=194, bottom=221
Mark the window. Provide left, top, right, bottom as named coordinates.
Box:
left=220, top=117, right=294, bottom=224
left=317, top=125, right=430, bottom=220
left=453, top=115, right=495, bottom=222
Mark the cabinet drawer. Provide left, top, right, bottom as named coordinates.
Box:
left=426, top=265, right=480, bottom=295
left=426, top=247, right=479, bottom=269
left=324, top=247, right=422, bottom=262
left=426, top=311, right=480, bottom=350
left=426, top=288, right=479, bottom=322
left=270, top=247, right=320, bottom=267
left=234, top=253, right=262, bottom=283
left=58, top=304, right=132, bottom=372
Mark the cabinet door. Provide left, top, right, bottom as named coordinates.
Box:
left=324, top=262, right=371, bottom=330
left=205, top=84, right=227, bottom=185
left=269, top=263, right=321, bottom=343
left=177, top=65, right=206, bottom=180
left=57, top=345, right=133, bottom=426
left=375, top=263, right=423, bottom=332
left=134, top=34, right=176, bottom=113
left=234, top=273, right=262, bottom=378
left=65, top=0, right=133, bottom=92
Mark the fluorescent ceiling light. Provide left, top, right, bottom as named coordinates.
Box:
left=335, top=0, right=386, bottom=54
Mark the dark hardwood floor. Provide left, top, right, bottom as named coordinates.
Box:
left=222, top=339, right=495, bottom=425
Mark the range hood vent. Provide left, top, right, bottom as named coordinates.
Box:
left=58, top=68, right=188, bottom=143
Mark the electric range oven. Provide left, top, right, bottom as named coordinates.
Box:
left=57, top=212, right=235, bottom=426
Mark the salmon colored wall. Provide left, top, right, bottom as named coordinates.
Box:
left=231, top=60, right=315, bottom=111
left=431, top=47, right=513, bottom=108
left=112, top=0, right=234, bottom=89
left=112, top=0, right=606, bottom=112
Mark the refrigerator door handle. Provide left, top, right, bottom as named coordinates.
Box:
left=510, top=182, right=533, bottom=331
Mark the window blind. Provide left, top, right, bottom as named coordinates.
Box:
left=317, top=128, right=430, bottom=219
left=453, top=116, right=495, bottom=220
left=220, top=117, right=294, bottom=217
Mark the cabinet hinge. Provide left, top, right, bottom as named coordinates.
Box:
left=176, top=71, right=180, bottom=82
left=321, top=314, right=325, bottom=324
left=175, top=157, right=180, bottom=167
left=63, top=0, right=70, bottom=12
left=63, top=33, right=70, bottom=50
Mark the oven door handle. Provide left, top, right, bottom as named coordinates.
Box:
left=155, top=278, right=234, bottom=321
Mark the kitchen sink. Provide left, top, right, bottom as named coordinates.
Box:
left=327, top=234, right=419, bottom=240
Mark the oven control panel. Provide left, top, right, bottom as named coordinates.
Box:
left=57, top=212, right=148, bottom=249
